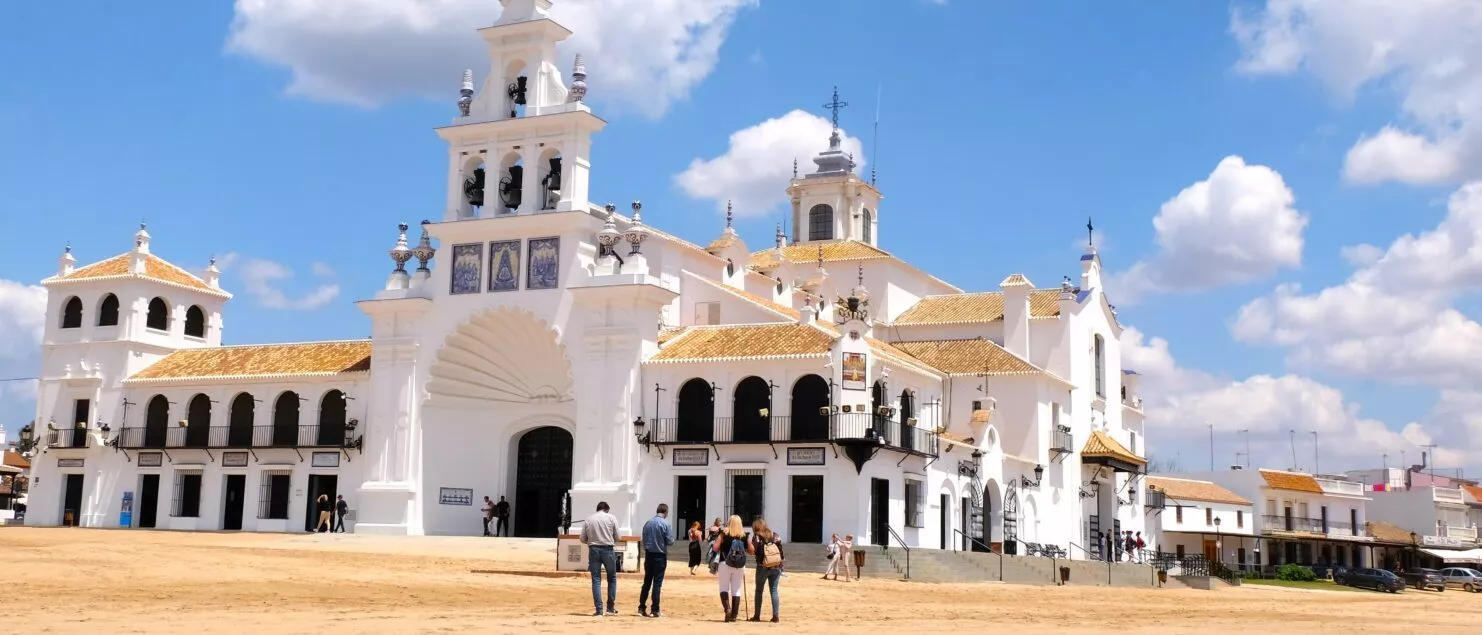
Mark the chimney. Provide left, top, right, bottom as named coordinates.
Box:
left=130, top=223, right=151, bottom=274
left=999, top=274, right=1032, bottom=359
left=203, top=257, right=221, bottom=289
left=57, top=244, right=76, bottom=277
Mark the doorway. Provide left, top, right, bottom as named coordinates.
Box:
left=790, top=475, right=823, bottom=543
left=223, top=475, right=246, bottom=531
left=1203, top=539, right=1218, bottom=563
left=870, top=478, right=889, bottom=547
left=939, top=493, right=949, bottom=549
left=514, top=427, right=574, bottom=537
left=304, top=474, right=338, bottom=532
left=62, top=474, right=84, bottom=527
left=961, top=499, right=971, bottom=551
left=138, top=474, right=160, bottom=529
left=675, top=475, right=707, bottom=535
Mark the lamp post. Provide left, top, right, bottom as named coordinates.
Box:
left=1410, top=531, right=1419, bottom=571
left=1214, top=516, right=1223, bottom=568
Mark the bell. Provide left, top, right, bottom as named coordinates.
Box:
left=507, top=76, right=528, bottom=116
left=464, top=168, right=485, bottom=207
left=847, top=296, right=860, bottom=314
left=500, top=164, right=524, bottom=210
left=544, top=157, right=562, bottom=191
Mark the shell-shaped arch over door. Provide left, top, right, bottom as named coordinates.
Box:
left=426, top=308, right=575, bottom=406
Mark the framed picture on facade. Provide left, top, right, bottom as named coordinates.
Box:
left=527, top=237, right=560, bottom=289
left=842, top=352, right=866, bottom=390
left=488, top=240, right=521, bottom=292
left=450, top=243, right=483, bottom=294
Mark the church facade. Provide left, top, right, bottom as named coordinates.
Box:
left=24, top=0, right=1150, bottom=556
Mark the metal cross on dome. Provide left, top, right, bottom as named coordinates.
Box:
left=823, top=86, right=849, bottom=130
left=1087, top=217, right=1095, bottom=247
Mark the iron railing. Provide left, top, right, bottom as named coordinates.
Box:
left=648, top=413, right=938, bottom=456
left=47, top=427, right=91, bottom=449
left=1051, top=425, right=1074, bottom=454
left=883, top=524, right=911, bottom=580
left=116, top=425, right=351, bottom=450
left=1262, top=514, right=1325, bottom=533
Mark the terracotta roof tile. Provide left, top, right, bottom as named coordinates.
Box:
left=1146, top=476, right=1250, bottom=506
left=1259, top=469, right=1325, bottom=494
left=1082, top=430, right=1147, bottom=466
left=889, top=338, right=1043, bottom=377
left=47, top=253, right=225, bottom=296
left=1367, top=520, right=1415, bottom=545
left=747, top=240, right=892, bottom=268
left=2, top=450, right=29, bottom=470
left=893, top=290, right=1063, bottom=326
left=706, top=231, right=742, bottom=253
left=999, top=273, right=1033, bottom=288
left=866, top=337, right=943, bottom=379
left=647, top=324, right=835, bottom=363
left=1464, top=484, right=1482, bottom=505
left=658, top=327, right=687, bottom=345
left=126, top=341, right=372, bottom=383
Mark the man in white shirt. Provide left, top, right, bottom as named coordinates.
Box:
left=580, top=501, right=621, bottom=616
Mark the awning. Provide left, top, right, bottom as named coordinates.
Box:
left=1081, top=430, right=1146, bottom=473
left=1421, top=547, right=1482, bottom=564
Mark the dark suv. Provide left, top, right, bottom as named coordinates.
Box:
left=1343, top=568, right=1405, bottom=593
left=1403, top=568, right=1446, bottom=592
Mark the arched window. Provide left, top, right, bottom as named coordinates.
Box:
left=675, top=379, right=715, bottom=443
left=272, top=391, right=301, bottom=446
left=186, top=394, right=211, bottom=448
left=732, top=376, right=771, bottom=443
left=726, top=259, right=736, bottom=278
left=1094, top=334, right=1106, bottom=398
left=808, top=204, right=834, bottom=241
left=790, top=374, right=831, bottom=441
left=228, top=393, right=255, bottom=448
left=870, top=380, right=888, bottom=442
left=146, top=297, right=169, bottom=331
left=318, top=390, right=347, bottom=447
left=144, top=395, right=169, bottom=449
left=899, top=389, right=916, bottom=452
left=97, top=294, right=120, bottom=327
left=60, top=297, right=83, bottom=329
left=184, top=306, right=206, bottom=338
left=862, top=208, right=874, bottom=244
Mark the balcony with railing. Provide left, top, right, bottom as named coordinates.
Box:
left=1050, top=425, right=1074, bottom=461
left=1316, top=477, right=1365, bottom=497
left=1435, top=487, right=1466, bottom=506
left=116, top=425, right=351, bottom=450
left=1441, top=523, right=1478, bottom=542
left=1262, top=514, right=1325, bottom=533
left=46, top=427, right=91, bottom=449
left=648, top=412, right=937, bottom=457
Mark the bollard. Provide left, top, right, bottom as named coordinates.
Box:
left=1060, top=566, right=1070, bottom=585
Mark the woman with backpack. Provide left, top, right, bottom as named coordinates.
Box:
left=712, top=515, right=751, bottom=622
left=748, top=518, right=784, bottom=623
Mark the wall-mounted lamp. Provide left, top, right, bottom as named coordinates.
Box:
left=633, top=416, right=651, bottom=449
left=345, top=418, right=360, bottom=432
left=1020, top=464, right=1045, bottom=488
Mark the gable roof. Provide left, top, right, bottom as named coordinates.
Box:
left=44, top=253, right=228, bottom=297
left=1366, top=520, right=1415, bottom=545
left=888, top=338, right=1046, bottom=377
left=1464, top=484, right=1482, bottom=505
left=647, top=323, right=836, bottom=364
left=2, top=450, right=30, bottom=470
left=892, top=290, right=1063, bottom=326
left=1146, top=476, right=1249, bottom=506
left=1259, top=469, right=1325, bottom=494
left=1081, top=430, right=1146, bottom=467
left=748, top=239, right=962, bottom=293
left=126, top=341, right=372, bottom=383
left=684, top=273, right=799, bottom=322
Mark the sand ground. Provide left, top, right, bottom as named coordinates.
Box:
left=6, top=527, right=1479, bottom=634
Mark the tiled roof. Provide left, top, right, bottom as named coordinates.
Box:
left=1081, top=430, right=1146, bottom=466
left=2, top=450, right=29, bottom=470
left=999, top=273, right=1032, bottom=288
left=867, top=337, right=943, bottom=379
left=658, top=326, right=687, bottom=345
left=648, top=323, right=835, bottom=363
left=45, top=253, right=227, bottom=296
left=1367, top=520, right=1415, bottom=545
left=889, top=338, right=1044, bottom=377
left=892, top=290, right=1063, bottom=326
left=706, top=231, right=742, bottom=253
left=1146, top=476, right=1250, bottom=506
left=126, top=341, right=372, bottom=383
left=748, top=240, right=893, bottom=268
left=1259, top=469, right=1325, bottom=494
left=969, top=409, right=993, bottom=425
left=1464, top=484, right=1482, bottom=505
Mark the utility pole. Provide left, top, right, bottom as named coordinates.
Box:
left=1208, top=423, right=1215, bottom=471
left=1288, top=429, right=1298, bottom=472
left=1311, top=430, right=1320, bottom=476
left=1240, top=429, right=1251, bottom=469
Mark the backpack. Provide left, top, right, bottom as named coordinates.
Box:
left=761, top=538, right=783, bottom=569
left=724, top=536, right=748, bottom=568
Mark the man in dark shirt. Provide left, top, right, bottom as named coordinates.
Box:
left=333, top=495, right=349, bottom=533
left=494, top=496, right=511, bottom=537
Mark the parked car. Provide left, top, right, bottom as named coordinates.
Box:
left=1343, top=568, right=1405, bottom=593
left=1403, top=568, right=1447, bottom=592
left=1440, top=567, right=1482, bottom=592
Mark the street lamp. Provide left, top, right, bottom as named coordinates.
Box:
left=1411, top=531, right=1419, bottom=571
left=1214, top=516, right=1223, bottom=567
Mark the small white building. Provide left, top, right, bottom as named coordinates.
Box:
left=1367, top=484, right=1478, bottom=562
left=1145, top=476, right=1255, bottom=570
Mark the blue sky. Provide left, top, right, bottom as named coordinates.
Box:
left=4, top=0, right=1481, bottom=475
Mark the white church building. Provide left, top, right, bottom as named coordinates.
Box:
left=24, top=0, right=1150, bottom=556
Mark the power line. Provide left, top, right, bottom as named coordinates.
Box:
left=0, top=377, right=38, bottom=383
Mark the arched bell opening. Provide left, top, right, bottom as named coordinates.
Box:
left=496, top=151, right=525, bottom=214
left=460, top=154, right=488, bottom=219
left=503, top=59, right=529, bottom=119
left=675, top=378, right=715, bottom=443
left=537, top=146, right=563, bottom=211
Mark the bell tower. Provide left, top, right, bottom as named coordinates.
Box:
left=787, top=87, right=883, bottom=247
left=438, top=0, right=604, bottom=220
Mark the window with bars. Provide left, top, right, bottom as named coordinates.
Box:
left=904, top=478, right=925, bottom=528
left=171, top=471, right=203, bottom=517
left=725, top=469, right=765, bottom=526
left=1237, top=510, right=1244, bottom=528
left=1175, top=505, right=1183, bottom=523
left=1205, top=507, right=1213, bottom=526
left=258, top=471, right=292, bottom=519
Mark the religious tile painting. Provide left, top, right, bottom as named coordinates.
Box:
left=450, top=243, right=483, bottom=295
left=527, top=237, right=560, bottom=290
left=842, top=352, right=866, bottom=390
left=488, top=240, right=521, bottom=292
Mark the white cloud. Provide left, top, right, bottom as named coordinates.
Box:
left=674, top=110, right=866, bottom=217
left=0, top=280, right=45, bottom=435
left=310, top=262, right=336, bottom=278
left=227, top=0, right=757, bottom=119
left=1110, top=156, right=1307, bottom=303
left=1232, top=0, right=1482, bottom=185
left=219, top=253, right=341, bottom=311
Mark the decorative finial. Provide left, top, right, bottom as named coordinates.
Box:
left=871, top=165, right=877, bottom=185
left=604, top=202, right=616, bottom=216
left=139, top=221, right=147, bottom=231
left=208, top=254, right=217, bottom=268
left=793, top=158, right=798, bottom=179
left=725, top=201, right=733, bottom=229
left=631, top=200, right=642, bottom=223
left=847, top=152, right=855, bottom=173
left=775, top=223, right=785, bottom=250
left=388, top=222, right=412, bottom=273
left=596, top=212, right=622, bottom=257
left=457, top=70, right=474, bottom=117
left=823, top=86, right=849, bottom=130
left=64, top=242, right=72, bottom=255
left=816, top=244, right=824, bottom=269
left=857, top=263, right=864, bottom=287
left=1087, top=216, right=1095, bottom=247
left=567, top=54, right=588, bottom=103
left=624, top=202, right=650, bottom=256
left=413, top=220, right=436, bottom=272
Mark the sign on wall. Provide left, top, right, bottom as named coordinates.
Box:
left=137, top=452, right=163, bottom=467
left=672, top=449, right=709, bottom=466
left=787, top=448, right=826, bottom=466
left=1423, top=535, right=1465, bottom=548
left=842, top=352, right=866, bottom=390
left=311, top=452, right=340, bottom=468
left=439, top=487, right=474, bottom=506
left=57, top=458, right=84, bottom=468
left=222, top=452, right=249, bottom=468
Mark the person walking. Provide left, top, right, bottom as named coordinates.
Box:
left=333, top=495, right=349, bottom=533
left=1135, top=531, right=1146, bottom=562
left=638, top=504, right=675, bottom=618
left=707, top=517, right=724, bottom=573
left=580, top=501, right=620, bottom=617
left=687, top=521, right=704, bottom=574
left=712, top=515, right=751, bottom=622
left=1124, top=531, right=1136, bottom=563
left=481, top=496, right=494, bottom=536
left=748, top=518, right=784, bottom=623
left=314, top=494, right=331, bottom=533
left=494, top=496, right=511, bottom=537
left=822, top=533, right=841, bottom=580
left=836, top=534, right=855, bottom=581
